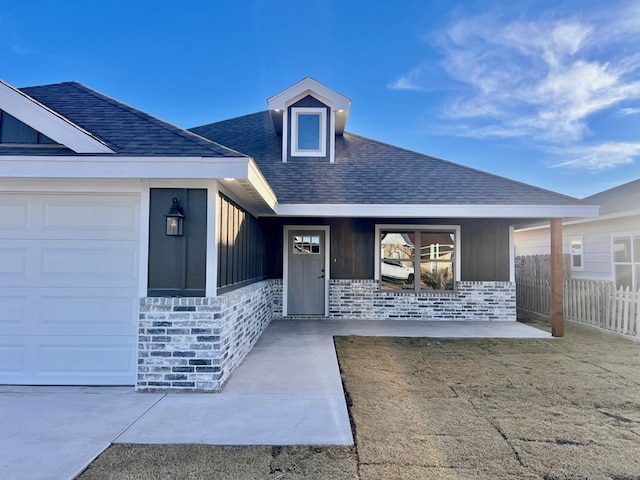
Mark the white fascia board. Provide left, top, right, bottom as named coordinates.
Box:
left=247, top=158, right=278, bottom=210
left=0, top=155, right=251, bottom=179
left=273, top=203, right=601, bottom=218
left=0, top=79, right=114, bottom=154
left=0, top=154, right=278, bottom=213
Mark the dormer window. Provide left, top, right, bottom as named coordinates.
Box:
left=267, top=78, right=351, bottom=164
left=291, top=107, right=326, bottom=157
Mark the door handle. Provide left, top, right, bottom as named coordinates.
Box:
left=318, top=274, right=325, bottom=278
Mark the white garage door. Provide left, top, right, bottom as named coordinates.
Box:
left=0, top=192, right=140, bottom=385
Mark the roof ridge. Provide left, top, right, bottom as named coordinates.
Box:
left=343, top=131, right=586, bottom=204
left=64, top=82, right=247, bottom=157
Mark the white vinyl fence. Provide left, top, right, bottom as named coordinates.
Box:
left=517, top=276, right=640, bottom=338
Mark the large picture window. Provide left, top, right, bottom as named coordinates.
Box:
left=612, top=234, right=639, bottom=290
left=376, top=226, right=458, bottom=292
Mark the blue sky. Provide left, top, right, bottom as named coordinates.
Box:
left=2, top=0, right=639, bottom=198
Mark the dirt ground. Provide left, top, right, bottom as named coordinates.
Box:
left=78, top=319, right=640, bottom=480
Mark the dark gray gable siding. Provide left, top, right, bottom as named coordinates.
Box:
left=15, top=82, right=246, bottom=158
left=190, top=111, right=588, bottom=207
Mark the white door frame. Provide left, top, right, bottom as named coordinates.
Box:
left=283, top=225, right=330, bottom=317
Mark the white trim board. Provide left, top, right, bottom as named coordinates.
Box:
left=274, top=203, right=600, bottom=219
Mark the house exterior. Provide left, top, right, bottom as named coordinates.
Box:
left=515, top=179, right=640, bottom=291
left=0, top=77, right=597, bottom=391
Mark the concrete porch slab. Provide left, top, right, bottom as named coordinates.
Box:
left=118, top=320, right=550, bottom=447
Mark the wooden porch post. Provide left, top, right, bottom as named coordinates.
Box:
left=550, top=218, right=564, bottom=337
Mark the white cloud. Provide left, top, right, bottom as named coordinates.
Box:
left=552, top=142, right=640, bottom=170
left=387, top=64, right=429, bottom=92
left=390, top=2, right=640, bottom=170
left=619, top=107, right=640, bottom=116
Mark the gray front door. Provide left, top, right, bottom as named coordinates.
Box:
left=287, top=230, right=326, bottom=315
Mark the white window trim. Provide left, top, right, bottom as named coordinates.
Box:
left=290, top=107, right=326, bottom=157
left=374, top=224, right=461, bottom=290
left=569, top=235, right=584, bottom=272
left=611, top=231, right=639, bottom=290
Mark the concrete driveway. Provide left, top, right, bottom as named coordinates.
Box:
left=0, top=319, right=550, bottom=479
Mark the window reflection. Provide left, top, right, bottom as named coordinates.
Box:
left=293, top=235, right=320, bottom=254
left=380, top=230, right=455, bottom=291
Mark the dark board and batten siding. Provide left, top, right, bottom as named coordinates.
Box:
left=147, top=188, right=207, bottom=297
left=263, top=217, right=512, bottom=282
left=217, top=193, right=267, bottom=293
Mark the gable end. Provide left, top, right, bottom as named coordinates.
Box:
left=0, top=79, right=114, bottom=154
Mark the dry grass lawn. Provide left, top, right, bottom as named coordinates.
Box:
left=78, top=319, right=640, bottom=479
left=337, top=319, right=640, bottom=479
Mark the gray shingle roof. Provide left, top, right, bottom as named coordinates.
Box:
left=7, top=82, right=245, bottom=158
left=190, top=111, right=587, bottom=206
left=582, top=178, right=640, bottom=215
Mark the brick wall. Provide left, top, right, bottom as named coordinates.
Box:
left=328, top=280, right=516, bottom=321
left=137, top=280, right=275, bottom=392
left=137, top=278, right=515, bottom=391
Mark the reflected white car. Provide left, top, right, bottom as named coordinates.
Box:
left=381, top=259, right=414, bottom=283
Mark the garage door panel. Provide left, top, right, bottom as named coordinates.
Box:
left=41, top=243, right=138, bottom=286
left=0, top=248, right=28, bottom=278
left=0, top=336, right=135, bottom=385
left=0, top=288, right=138, bottom=336
left=44, top=200, right=139, bottom=235
left=0, top=343, right=25, bottom=378
left=0, top=193, right=140, bottom=240
left=0, top=295, right=29, bottom=331
left=0, top=240, right=138, bottom=288
left=39, top=292, right=137, bottom=335
left=0, top=203, right=30, bottom=230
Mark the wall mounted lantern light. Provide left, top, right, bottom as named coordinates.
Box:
left=165, top=197, right=185, bottom=236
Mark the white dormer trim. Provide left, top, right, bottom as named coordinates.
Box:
left=0, top=79, right=115, bottom=154
left=267, top=77, right=350, bottom=113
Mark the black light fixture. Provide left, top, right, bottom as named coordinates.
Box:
left=165, top=197, right=185, bottom=236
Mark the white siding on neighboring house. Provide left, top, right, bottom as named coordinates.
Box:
left=514, top=227, right=549, bottom=257
left=515, top=214, right=640, bottom=284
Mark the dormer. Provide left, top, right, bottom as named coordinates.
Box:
left=267, top=78, right=350, bottom=163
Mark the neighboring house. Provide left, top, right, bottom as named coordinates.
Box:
left=0, top=77, right=597, bottom=391
left=515, top=179, right=640, bottom=291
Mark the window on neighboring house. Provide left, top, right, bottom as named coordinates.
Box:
left=570, top=236, right=584, bottom=271
left=612, top=234, right=639, bottom=290
left=0, top=110, right=57, bottom=144
left=291, top=107, right=326, bottom=157
left=376, top=226, right=459, bottom=292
